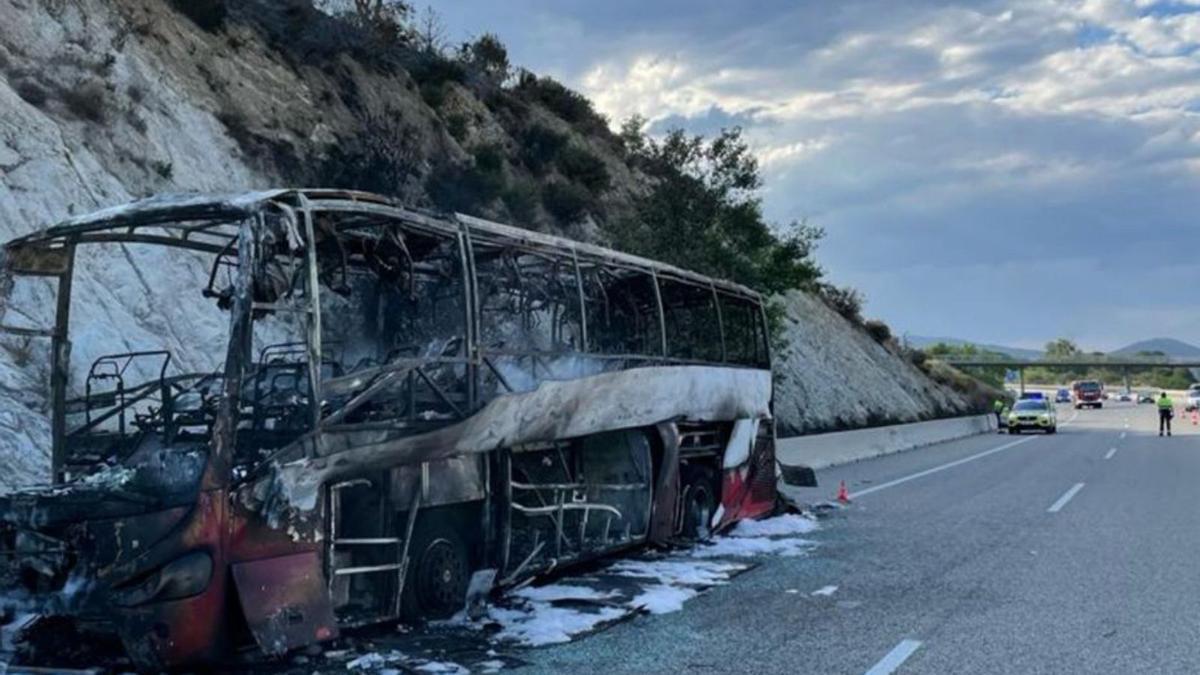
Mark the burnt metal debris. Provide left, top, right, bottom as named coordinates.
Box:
left=0, top=189, right=784, bottom=670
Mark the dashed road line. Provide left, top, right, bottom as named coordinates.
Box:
left=865, top=639, right=923, bottom=675
left=1048, top=483, right=1086, bottom=513
left=851, top=436, right=1038, bottom=499
left=1104, top=448, right=1116, bottom=460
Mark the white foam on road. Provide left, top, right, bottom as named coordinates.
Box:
left=1048, top=483, right=1085, bottom=513
left=729, top=513, right=819, bottom=537
left=864, top=639, right=923, bottom=675
left=489, top=602, right=627, bottom=646
left=1104, top=448, right=1116, bottom=460
left=630, top=584, right=695, bottom=614
left=609, top=559, right=748, bottom=586
left=851, top=436, right=1038, bottom=499
left=414, top=661, right=470, bottom=674
left=490, top=513, right=815, bottom=647
left=690, top=533, right=815, bottom=558
left=511, top=584, right=620, bottom=603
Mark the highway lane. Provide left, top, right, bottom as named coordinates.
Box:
left=517, top=401, right=1200, bottom=674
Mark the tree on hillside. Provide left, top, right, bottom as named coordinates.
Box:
left=1044, top=338, right=1080, bottom=358
left=414, top=4, right=449, bottom=54
left=348, top=0, right=412, bottom=43
left=613, top=121, right=823, bottom=295
left=460, top=33, right=510, bottom=84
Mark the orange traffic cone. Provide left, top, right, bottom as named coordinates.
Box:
left=836, top=480, right=851, bottom=504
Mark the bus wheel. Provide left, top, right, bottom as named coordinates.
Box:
left=402, top=517, right=471, bottom=620
left=680, top=464, right=718, bottom=540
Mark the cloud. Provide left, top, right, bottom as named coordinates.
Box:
left=436, top=0, right=1200, bottom=346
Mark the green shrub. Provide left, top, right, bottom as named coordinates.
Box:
left=514, top=70, right=607, bottom=132
left=445, top=113, right=469, bottom=142
left=316, top=111, right=419, bottom=197
left=152, top=161, right=174, bottom=180
left=502, top=179, right=540, bottom=224
left=520, top=123, right=567, bottom=174
left=460, top=33, right=509, bottom=83
left=907, top=348, right=929, bottom=369
left=13, top=79, right=47, bottom=108
left=410, top=53, right=466, bottom=87
left=864, top=319, right=892, bottom=344
left=819, top=283, right=863, bottom=324
left=420, top=81, right=447, bottom=108
left=426, top=158, right=507, bottom=214
left=169, top=0, right=227, bottom=31
left=557, top=143, right=610, bottom=191
left=61, top=80, right=109, bottom=123
left=472, top=143, right=505, bottom=175
left=541, top=181, right=591, bottom=223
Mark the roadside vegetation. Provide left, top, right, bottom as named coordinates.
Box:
left=922, top=338, right=1197, bottom=391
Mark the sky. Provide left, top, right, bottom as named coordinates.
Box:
left=433, top=0, right=1200, bottom=351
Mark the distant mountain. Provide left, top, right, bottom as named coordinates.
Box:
left=1112, top=338, right=1200, bottom=358
left=905, top=336, right=1044, bottom=360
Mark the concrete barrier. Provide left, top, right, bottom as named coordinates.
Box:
left=776, top=414, right=997, bottom=470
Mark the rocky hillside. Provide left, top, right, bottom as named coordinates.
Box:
left=771, top=290, right=991, bottom=436
left=0, top=0, right=982, bottom=486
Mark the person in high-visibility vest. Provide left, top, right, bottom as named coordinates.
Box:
left=1158, top=392, right=1174, bottom=437
left=993, top=398, right=1006, bottom=431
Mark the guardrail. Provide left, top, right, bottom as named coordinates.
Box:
left=776, top=414, right=996, bottom=471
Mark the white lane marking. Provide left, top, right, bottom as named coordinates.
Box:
left=1120, top=432, right=1127, bottom=440
left=1048, top=483, right=1085, bottom=513
left=1104, top=448, right=1117, bottom=460
left=851, top=436, right=1038, bottom=499
left=1061, top=409, right=1081, bottom=427
left=865, top=639, right=923, bottom=675
left=811, top=585, right=838, bottom=596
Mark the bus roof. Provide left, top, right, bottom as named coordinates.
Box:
left=4, top=189, right=763, bottom=301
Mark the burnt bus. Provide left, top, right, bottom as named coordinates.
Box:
left=0, top=190, right=781, bottom=669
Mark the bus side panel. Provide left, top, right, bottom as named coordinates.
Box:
left=716, top=431, right=777, bottom=529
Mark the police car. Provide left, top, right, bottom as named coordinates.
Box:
left=1008, top=398, right=1058, bottom=434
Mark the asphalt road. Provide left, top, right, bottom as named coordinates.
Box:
left=517, top=401, right=1200, bottom=674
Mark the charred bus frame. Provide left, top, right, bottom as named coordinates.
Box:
left=0, top=190, right=780, bottom=669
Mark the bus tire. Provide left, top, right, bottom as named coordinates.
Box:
left=401, top=514, right=472, bottom=621
left=680, top=464, right=718, bottom=540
